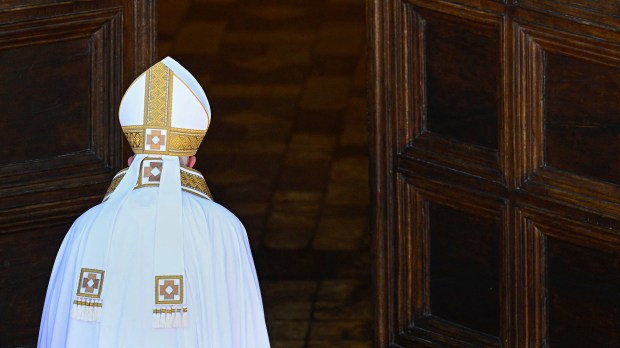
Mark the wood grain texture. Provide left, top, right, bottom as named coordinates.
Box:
left=370, top=0, right=620, bottom=346
left=424, top=10, right=500, bottom=149
left=515, top=19, right=620, bottom=217
left=397, top=0, right=508, bottom=186
left=0, top=1, right=156, bottom=346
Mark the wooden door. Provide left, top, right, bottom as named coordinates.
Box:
left=0, top=1, right=156, bottom=347
left=370, top=0, right=620, bottom=347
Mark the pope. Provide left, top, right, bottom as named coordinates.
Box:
left=37, top=57, right=271, bottom=347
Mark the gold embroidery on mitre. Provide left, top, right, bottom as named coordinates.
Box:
left=144, top=63, right=172, bottom=128
left=123, top=126, right=204, bottom=156
left=168, top=133, right=205, bottom=154
left=124, top=131, right=144, bottom=151
left=121, top=62, right=209, bottom=156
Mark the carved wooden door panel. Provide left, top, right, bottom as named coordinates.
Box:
left=370, top=0, right=620, bottom=347
left=0, top=1, right=156, bottom=347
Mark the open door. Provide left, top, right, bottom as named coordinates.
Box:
left=0, top=1, right=156, bottom=346
left=371, top=0, right=620, bottom=347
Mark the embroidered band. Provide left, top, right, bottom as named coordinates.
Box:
left=103, top=161, right=212, bottom=201
left=71, top=268, right=105, bottom=322
left=152, top=275, right=188, bottom=327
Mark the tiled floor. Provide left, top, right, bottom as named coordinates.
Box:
left=158, top=0, right=370, bottom=346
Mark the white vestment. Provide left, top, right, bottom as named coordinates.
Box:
left=37, top=172, right=271, bottom=347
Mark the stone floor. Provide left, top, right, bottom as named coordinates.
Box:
left=159, top=0, right=370, bottom=346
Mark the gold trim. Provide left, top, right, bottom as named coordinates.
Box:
left=144, top=62, right=171, bottom=128
left=181, top=165, right=203, bottom=175
left=152, top=308, right=188, bottom=314
left=169, top=127, right=206, bottom=134
left=121, top=125, right=144, bottom=132
left=104, top=169, right=127, bottom=198
left=103, top=165, right=212, bottom=201
left=73, top=300, right=103, bottom=307
left=167, top=68, right=174, bottom=127
left=123, top=126, right=204, bottom=156
left=76, top=268, right=105, bottom=299
left=155, top=275, right=184, bottom=305
left=168, top=133, right=205, bottom=154
left=124, top=131, right=144, bottom=151
left=183, top=188, right=210, bottom=199
left=171, top=71, right=211, bottom=125
left=123, top=125, right=205, bottom=134
left=180, top=170, right=212, bottom=198
left=143, top=66, right=150, bottom=126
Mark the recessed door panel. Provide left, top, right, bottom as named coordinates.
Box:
left=372, top=0, right=620, bottom=347
left=516, top=21, right=620, bottom=214
left=425, top=13, right=500, bottom=149
left=521, top=209, right=620, bottom=347
left=0, top=40, right=91, bottom=165
left=547, top=238, right=620, bottom=347
left=544, top=51, right=620, bottom=185
left=398, top=0, right=506, bottom=184
left=429, top=202, right=501, bottom=337
left=394, top=176, right=505, bottom=347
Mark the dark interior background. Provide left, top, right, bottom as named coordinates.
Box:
left=157, top=0, right=371, bottom=347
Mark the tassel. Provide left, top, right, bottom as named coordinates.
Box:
left=152, top=305, right=188, bottom=328
left=93, top=299, right=98, bottom=321
left=152, top=308, right=160, bottom=328
left=87, top=299, right=93, bottom=321
left=94, top=300, right=100, bottom=321
left=159, top=309, right=166, bottom=328
left=71, top=297, right=103, bottom=322
left=78, top=300, right=85, bottom=321
left=181, top=307, right=189, bottom=327
left=71, top=301, right=78, bottom=320
left=166, top=307, right=173, bottom=328
left=90, top=299, right=96, bottom=321
left=84, top=299, right=89, bottom=321
left=83, top=301, right=89, bottom=321
left=95, top=299, right=102, bottom=322
left=173, top=306, right=181, bottom=327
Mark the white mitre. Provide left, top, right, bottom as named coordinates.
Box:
left=118, top=56, right=211, bottom=156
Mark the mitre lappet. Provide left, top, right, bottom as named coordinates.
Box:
left=72, top=57, right=211, bottom=328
